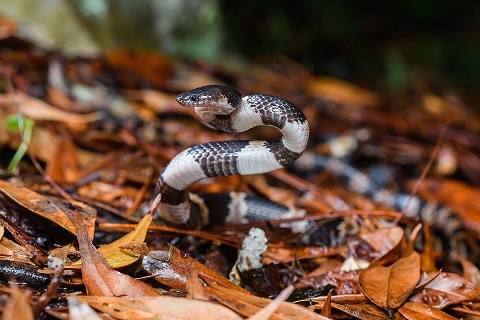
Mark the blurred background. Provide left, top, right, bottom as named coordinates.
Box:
left=1, top=0, right=479, bottom=92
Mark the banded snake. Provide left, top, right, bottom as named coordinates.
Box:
left=154, top=85, right=309, bottom=228
left=153, top=84, right=466, bottom=256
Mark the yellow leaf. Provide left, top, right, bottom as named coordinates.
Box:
left=69, top=213, right=152, bottom=269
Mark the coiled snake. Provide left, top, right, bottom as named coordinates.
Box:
left=155, top=85, right=310, bottom=228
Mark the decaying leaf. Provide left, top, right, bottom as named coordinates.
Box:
left=359, top=251, right=420, bottom=310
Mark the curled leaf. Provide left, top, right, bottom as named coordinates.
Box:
left=359, top=251, right=420, bottom=309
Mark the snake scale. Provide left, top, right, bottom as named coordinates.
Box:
left=155, top=85, right=310, bottom=228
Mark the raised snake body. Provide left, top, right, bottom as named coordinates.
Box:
left=153, top=85, right=467, bottom=256
left=155, top=85, right=310, bottom=228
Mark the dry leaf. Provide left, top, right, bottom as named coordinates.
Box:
left=0, top=93, right=102, bottom=123
left=398, top=301, right=457, bottom=320
left=305, top=76, right=379, bottom=107
left=359, top=251, right=420, bottom=309
left=456, top=254, right=480, bottom=287
left=145, top=245, right=250, bottom=294
left=359, top=226, right=404, bottom=265
left=69, top=213, right=152, bottom=269
left=68, top=297, right=103, bottom=320
left=409, top=272, right=479, bottom=308
left=3, top=283, right=34, bottom=320
left=68, top=210, right=159, bottom=296
left=206, top=284, right=328, bottom=320
left=76, top=295, right=243, bottom=320
left=0, top=179, right=96, bottom=238
left=328, top=301, right=405, bottom=319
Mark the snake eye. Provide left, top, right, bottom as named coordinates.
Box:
left=189, top=95, right=199, bottom=102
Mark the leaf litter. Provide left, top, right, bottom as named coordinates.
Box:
left=0, top=20, right=479, bottom=319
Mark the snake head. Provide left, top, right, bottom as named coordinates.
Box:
left=176, top=85, right=242, bottom=122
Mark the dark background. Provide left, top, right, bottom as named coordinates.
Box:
left=219, top=1, right=480, bottom=92
left=1, top=0, right=479, bottom=93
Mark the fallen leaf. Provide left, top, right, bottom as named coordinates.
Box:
left=398, top=301, right=457, bottom=320
left=144, top=245, right=250, bottom=294
left=328, top=301, right=404, bottom=319
left=76, top=295, right=243, bottom=320
left=68, top=210, right=159, bottom=296
left=69, top=213, right=152, bottom=269
left=359, top=226, right=404, bottom=264
left=206, top=284, right=328, bottom=320
left=359, top=251, right=420, bottom=309
left=0, top=93, right=103, bottom=123
left=3, top=283, right=34, bottom=320
left=0, top=179, right=96, bottom=238
left=409, top=272, right=479, bottom=308
left=305, top=76, right=379, bottom=107
left=68, top=297, right=103, bottom=320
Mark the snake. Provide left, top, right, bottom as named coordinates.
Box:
left=294, top=151, right=466, bottom=253
left=155, top=85, right=310, bottom=228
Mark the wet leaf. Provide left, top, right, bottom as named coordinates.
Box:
left=359, top=251, right=420, bottom=309
left=409, top=272, right=479, bottom=309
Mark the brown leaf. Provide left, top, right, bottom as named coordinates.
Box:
left=359, top=251, right=420, bottom=309
left=76, top=295, right=243, bottom=320
left=456, top=254, right=480, bottom=288
left=409, top=272, right=479, bottom=308
left=206, top=284, right=328, bottom=320
left=104, top=50, right=172, bottom=88
left=398, top=301, right=457, bottom=320
left=67, top=297, right=103, bottom=320
left=145, top=245, right=250, bottom=294
left=320, top=288, right=334, bottom=318
left=359, top=226, right=404, bottom=264
left=328, top=301, right=405, bottom=319
left=0, top=179, right=96, bottom=238
left=0, top=17, right=16, bottom=40
left=0, top=93, right=103, bottom=123
left=68, top=210, right=159, bottom=296
left=69, top=214, right=152, bottom=269
left=3, top=283, right=34, bottom=320
left=305, top=76, right=379, bottom=107
left=414, top=179, right=480, bottom=234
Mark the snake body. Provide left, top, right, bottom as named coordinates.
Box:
left=155, top=85, right=309, bottom=227
left=294, top=152, right=466, bottom=252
